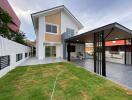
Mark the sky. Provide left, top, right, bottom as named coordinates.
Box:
left=8, top=0, right=132, bottom=41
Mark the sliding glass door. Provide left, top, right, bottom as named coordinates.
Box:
left=45, top=46, right=56, bottom=57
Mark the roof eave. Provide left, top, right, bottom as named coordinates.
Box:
left=114, top=23, right=132, bottom=34
left=31, top=5, right=64, bottom=17
left=65, top=22, right=132, bottom=42
left=63, top=6, right=83, bottom=30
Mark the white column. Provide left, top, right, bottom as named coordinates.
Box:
left=35, top=29, right=38, bottom=57
left=83, top=43, right=86, bottom=59
left=56, top=45, right=60, bottom=58
left=43, top=16, right=45, bottom=58
left=60, top=44, right=63, bottom=58
left=37, top=16, right=45, bottom=60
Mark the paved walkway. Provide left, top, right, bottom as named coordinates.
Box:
left=72, top=59, right=132, bottom=89
left=19, top=57, right=65, bottom=66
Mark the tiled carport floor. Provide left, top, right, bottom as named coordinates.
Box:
left=72, top=59, right=132, bottom=89
left=19, top=57, right=65, bottom=66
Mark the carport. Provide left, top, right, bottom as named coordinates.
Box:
left=65, top=22, right=132, bottom=76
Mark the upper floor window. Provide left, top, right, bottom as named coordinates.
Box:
left=66, top=28, right=75, bottom=37
left=46, top=23, right=58, bottom=34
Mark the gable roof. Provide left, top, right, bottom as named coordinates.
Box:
left=31, top=5, right=83, bottom=30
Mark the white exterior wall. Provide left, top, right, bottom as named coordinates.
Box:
left=105, top=51, right=124, bottom=64
left=35, top=29, right=38, bottom=57
left=36, top=14, right=64, bottom=59
left=56, top=44, right=63, bottom=58
left=67, top=43, right=85, bottom=59
left=61, top=11, right=79, bottom=35
left=0, top=36, right=31, bottom=77
left=35, top=10, right=81, bottom=59
left=61, top=11, right=81, bottom=59
left=36, top=16, right=45, bottom=59
left=106, top=51, right=132, bottom=64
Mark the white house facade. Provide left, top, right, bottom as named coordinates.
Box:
left=31, top=5, right=84, bottom=60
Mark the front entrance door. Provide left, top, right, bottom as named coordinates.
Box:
left=45, top=46, right=56, bottom=57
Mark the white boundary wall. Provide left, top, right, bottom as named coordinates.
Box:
left=0, top=36, right=31, bottom=77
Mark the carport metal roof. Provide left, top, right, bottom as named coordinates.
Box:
left=65, top=22, right=132, bottom=43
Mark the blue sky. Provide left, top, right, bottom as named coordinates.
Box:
left=8, top=0, right=132, bottom=41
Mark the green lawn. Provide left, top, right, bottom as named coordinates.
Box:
left=0, top=62, right=132, bottom=100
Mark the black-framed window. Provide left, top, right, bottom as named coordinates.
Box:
left=29, top=52, right=30, bottom=56
left=52, top=25, right=57, bottom=33
left=16, top=54, right=23, bottom=62
left=25, top=53, right=28, bottom=58
left=46, top=24, right=57, bottom=33
left=66, top=28, right=74, bottom=37
left=0, top=55, right=10, bottom=70
left=46, top=24, right=51, bottom=32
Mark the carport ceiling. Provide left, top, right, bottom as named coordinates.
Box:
left=65, top=22, right=132, bottom=43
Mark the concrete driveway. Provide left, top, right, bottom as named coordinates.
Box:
left=72, top=59, right=132, bottom=89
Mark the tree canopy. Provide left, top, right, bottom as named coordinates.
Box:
left=0, top=7, right=26, bottom=45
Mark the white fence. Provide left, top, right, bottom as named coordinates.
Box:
left=0, top=36, right=31, bottom=77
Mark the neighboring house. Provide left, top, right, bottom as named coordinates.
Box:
left=105, top=40, right=131, bottom=59
left=25, top=39, right=36, bottom=56
left=31, top=5, right=84, bottom=59
left=85, top=40, right=130, bottom=56
left=85, top=40, right=131, bottom=64
left=0, top=0, right=20, bottom=32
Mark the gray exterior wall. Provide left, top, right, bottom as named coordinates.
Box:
left=62, top=32, right=73, bottom=59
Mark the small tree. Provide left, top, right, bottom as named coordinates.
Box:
left=13, top=32, right=25, bottom=44
left=0, top=7, right=26, bottom=45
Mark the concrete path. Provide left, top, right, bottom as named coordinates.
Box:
left=72, top=59, right=132, bottom=89
left=19, top=57, right=65, bottom=66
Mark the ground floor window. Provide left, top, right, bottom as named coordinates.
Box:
left=45, top=46, right=56, bottom=57
left=16, top=53, right=23, bottom=62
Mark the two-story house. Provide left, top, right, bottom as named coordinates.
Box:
left=31, top=5, right=84, bottom=59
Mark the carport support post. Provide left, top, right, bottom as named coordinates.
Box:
left=131, top=38, right=132, bottom=65
left=67, top=42, right=71, bottom=61
left=94, top=31, right=106, bottom=76
left=101, top=31, right=106, bottom=76
left=124, top=39, right=127, bottom=64
left=94, top=33, right=97, bottom=73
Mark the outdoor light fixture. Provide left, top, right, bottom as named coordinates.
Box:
left=112, top=41, right=116, bottom=43
left=115, top=38, right=119, bottom=40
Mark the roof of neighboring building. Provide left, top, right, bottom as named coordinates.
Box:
left=25, top=39, right=36, bottom=47
left=0, top=0, right=20, bottom=32
left=105, top=40, right=131, bottom=46
left=31, top=5, right=83, bottom=30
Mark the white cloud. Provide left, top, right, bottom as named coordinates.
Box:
left=78, top=3, right=132, bottom=34
left=13, top=7, right=33, bottom=22
left=8, top=0, right=64, bottom=40
left=7, top=0, right=132, bottom=40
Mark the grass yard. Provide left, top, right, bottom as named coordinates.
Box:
left=0, top=62, right=132, bottom=100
